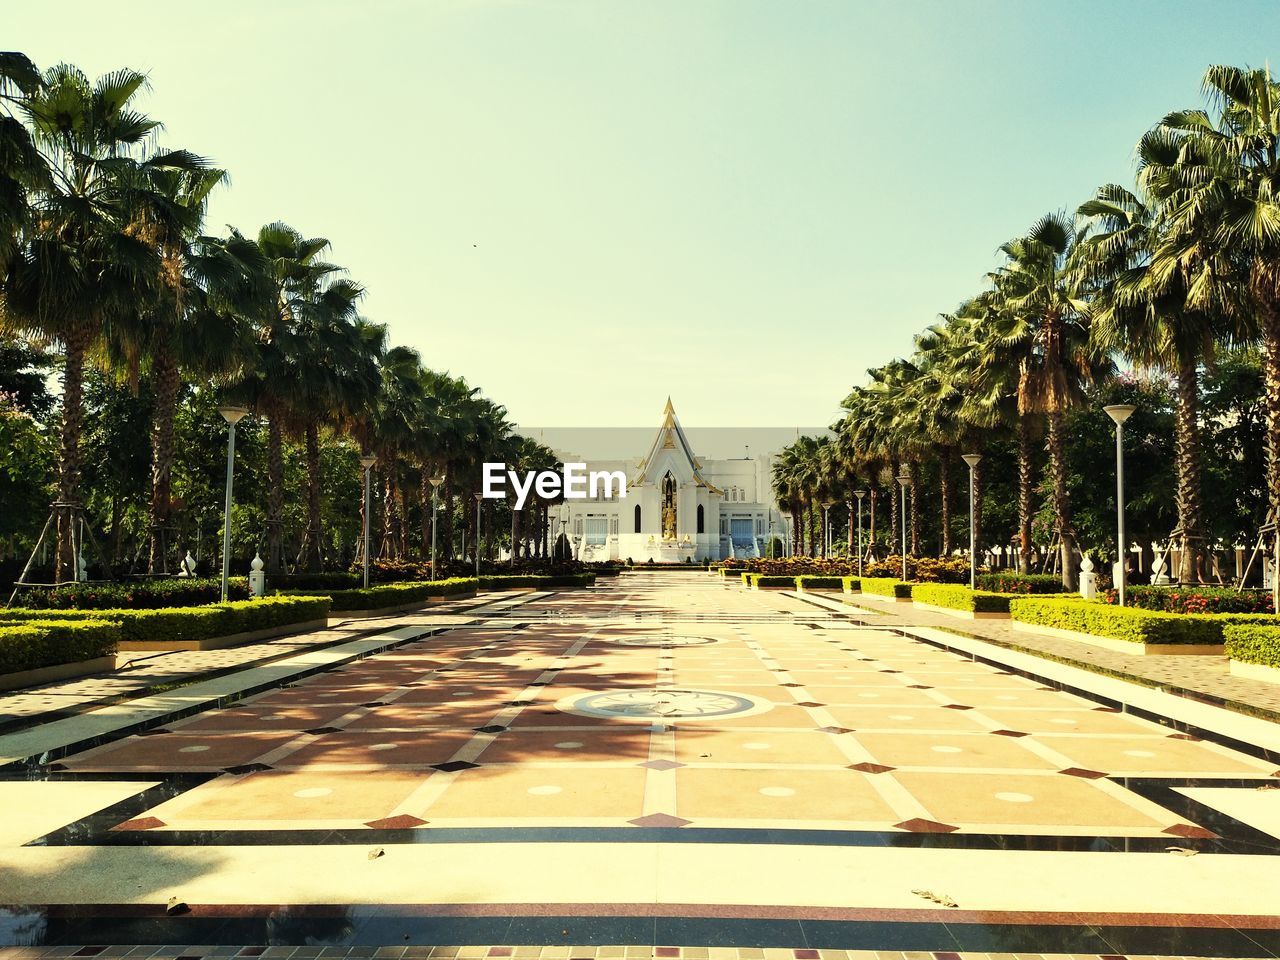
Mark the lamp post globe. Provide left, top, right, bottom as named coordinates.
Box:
left=896, top=471, right=911, bottom=582
left=853, top=489, right=867, bottom=579
left=215, top=406, right=250, bottom=602
left=961, top=454, right=982, bottom=591
left=1103, top=405, right=1137, bottom=605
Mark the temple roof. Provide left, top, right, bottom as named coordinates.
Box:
left=633, top=397, right=722, bottom=494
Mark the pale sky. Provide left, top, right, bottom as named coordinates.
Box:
left=10, top=1, right=1280, bottom=428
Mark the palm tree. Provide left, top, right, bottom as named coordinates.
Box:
left=1076, top=181, right=1241, bottom=582
left=3, top=65, right=198, bottom=580
left=1141, top=65, right=1280, bottom=579
left=0, top=53, right=43, bottom=275
left=238, top=221, right=343, bottom=574
left=991, top=213, right=1107, bottom=589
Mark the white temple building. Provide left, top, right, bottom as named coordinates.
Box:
left=554, top=398, right=787, bottom=563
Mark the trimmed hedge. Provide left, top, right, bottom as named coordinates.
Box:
left=479, top=574, right=595, bottom=589
left=1008, top=596, right=1280, bottom=645
left=11, top=577, right=250, bottom=610
left=1223, top=624, right=1280, bottom=667
left=0, top=619, right=121, bottom=674
left=273, top=572, right=362, bottom=591
left=975, top=573, right=1066, bottom=595
left=913, top=583, right=1012, bottom=613
left=292, top=577, right=478, bottom=611
left=795, top=575, right=844, bottom=590
left=842, top=577, right=861, bottom=593
left=752, top=575, right=795, bottom=588
left=862, top=577, right=913, bottom=599
left=0, top=596, right=330, bottom=643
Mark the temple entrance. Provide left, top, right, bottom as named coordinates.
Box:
left=661, top=471, right=678, bottom=540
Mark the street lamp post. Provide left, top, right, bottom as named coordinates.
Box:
left=1104, top=404, right=1137, bottom=606
left=821, top=499, right=837, bottom=558
left=359, top=455, right=377, bottom=589
left=897, top=470, right=912, bottom=582
left=961, top=454, right=982, bottom=591
left=216, top=405, right=249, bottom=603
left=854, top=489, right=867, bottom=579
left=429, top=473, right=445, bottom=581
left=779, top=511, right=791, bottom=557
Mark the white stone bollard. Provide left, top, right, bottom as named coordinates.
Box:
left=1079, top=554, right=1096, bottom=600
left=249, top=552, right=266, bottom=598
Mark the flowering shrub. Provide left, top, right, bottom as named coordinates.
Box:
left=1101, top=585, right=1273, bottom=614
left=863, top=556, right=971, bottom=584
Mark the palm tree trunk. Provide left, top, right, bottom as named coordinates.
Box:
left=867, top=488, right=878, bottom=560
left=1047, top=409, right=1078, bottom=590
left=1258, top=305, right=1280, bottom=606
left=938, top=449, right=952, bottom=556
left=791, top=505, right=801, bottom=557
left=147, top=340, right=180, bottom=575
left=889, top=461, right=901, bottom=558
left=972, top=454, right=985, bottom=570
left=302, top=420, right=324, bottom=573
left=1018, top=417, right=1033, bottom=574
left=420, top=467, right=431, bottom=560
left=266, top=411, right=285, bottom=575
left=54, top=324, right=93, bottom=583
left=1172, top=359, right=1207, bottom=583
left=909, top=460, right=920, bottom=555
left=442, top=464, right=455, bottom=559
left=399, top=483, right=409, bottom=560
left=847, top=498, right=855, bottom=555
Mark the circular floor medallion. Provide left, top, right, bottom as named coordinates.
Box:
left=609, top=635, right=719, bottom=647
left=557, top=688, right=771, bottom=721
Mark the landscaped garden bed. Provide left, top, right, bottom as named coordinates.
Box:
left=1222, top=623, right=1280, bottom=684
left=975, top=573, right=1066, bottom=595
left=749, top=575, right=795, bottom=590
left=859, top=577, right=914, bottom=601
left=1008, top=596, right=1279, bottom=655
left=0, top=595, right=331, bottom=662
left=911, top=583, right=1014, bottom=619
left=794, top=575, right=844, bottom=592
left=478, top=573, right=595, bottom=590
left=286, top=578, right=479, bottom=616
left=842, top=577, right=861, bottom=593
left=10, top=577, right=250, bottom=609
left=0, top=618, right=123, bottom=691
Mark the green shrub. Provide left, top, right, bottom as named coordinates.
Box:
left=273, top=572, right=362, bottom=590
left=862, top=577, right=913, bottom=599
left=795, top=575, right=844, bottom=590
left=1009, top=596, right=1280, bottom=645
left=0, top=596, right=330, bottom=643
left=0, top=619, right=121, bottom=673
left=479, top=574, right=594, bottom=589
left=11, top=577, right=250, bottom=610
left=1223, top=623, right=1280, bottom=667
left=841, top=577, right=861, bottom=593
left=753, top=575, right=794, bottom=588
left=292, top=578, right=478, bottom=610
left=913, top=583, right=1012, bottom=613
left=975, top=573, right=1065, bottom=594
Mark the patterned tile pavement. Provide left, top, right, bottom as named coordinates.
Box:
left=821, top=592, right=1280, bottom=719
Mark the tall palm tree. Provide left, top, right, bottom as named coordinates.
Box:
left=0, top=53, right=43, bottom=275
left=4, top=65, right=201, bottom=579
left=991, top=213, right=1106, bottom=588
left=238, top=221, right=342, bottom=574
left=1141, top=65, right=1280, bottom=579
left=1077, top=181, right=1241, bottom=582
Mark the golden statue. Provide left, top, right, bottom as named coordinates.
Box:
left=661, top=472, right=678, bottom=540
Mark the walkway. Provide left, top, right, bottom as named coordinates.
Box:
left=799, top=590, right=1280, bottom=720
left=1, top=573, right=1278, bottom=957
